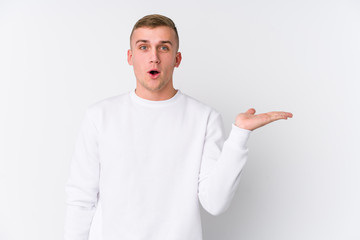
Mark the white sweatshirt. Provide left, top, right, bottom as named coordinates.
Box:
left=64, top=89, right=251, bottom=240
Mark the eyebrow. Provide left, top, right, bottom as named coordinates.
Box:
left=135, top=40, right=173, bottom=45
left=160, top=41, right=172, bottom=45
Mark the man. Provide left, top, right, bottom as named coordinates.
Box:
left=64, top=14, right=292, bottom=240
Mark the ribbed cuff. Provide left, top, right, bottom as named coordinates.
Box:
left=227, top=123, right=251, bottom=149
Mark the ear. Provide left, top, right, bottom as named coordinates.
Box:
left=174, top=52, right=182, bottom=68
left=127, top=49, right=133, bottom=65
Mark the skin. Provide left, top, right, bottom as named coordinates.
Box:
left=127, top=26, right=293, bottom=130
left=235, top=108, right=293, bottom=131
left=127, top=26, right=181, bottom=101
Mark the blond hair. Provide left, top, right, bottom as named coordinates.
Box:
left=130, top=14, right=179, bottom=51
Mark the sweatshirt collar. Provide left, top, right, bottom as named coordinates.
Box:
left=129, top=88, right=182, bottom=107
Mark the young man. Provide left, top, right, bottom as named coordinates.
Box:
left=64, top=14, right=292, bottom=240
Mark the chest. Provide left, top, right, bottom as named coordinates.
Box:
left=98, top=105, right=208, bottom=172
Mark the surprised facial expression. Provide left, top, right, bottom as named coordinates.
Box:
left=127, top=26, right=182, bottom=93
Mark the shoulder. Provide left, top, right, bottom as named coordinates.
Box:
left=82, top=91, right=130, bottom=123
left=91, top=91, right=129, bottom=107
left=180, top=91, right=221, bottom=117
left=87, top=91, right=129, bottom=110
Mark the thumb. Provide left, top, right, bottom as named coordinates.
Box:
left=246, top=108, right=256, bottom=115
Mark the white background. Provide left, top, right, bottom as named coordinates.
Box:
left=0, top=0, right=359, bottom=239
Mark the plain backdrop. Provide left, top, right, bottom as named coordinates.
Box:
left=0, top=0, right=359, bottom=239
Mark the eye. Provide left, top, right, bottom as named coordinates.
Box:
left=139, top=45, right=147, bottom=50
left=160, top=46, right=169, bottom=51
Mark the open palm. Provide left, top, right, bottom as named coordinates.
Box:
left=235, top=108, right=293, bottom=131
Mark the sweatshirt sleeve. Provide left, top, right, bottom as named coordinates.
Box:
left=64, top=107, right=100, bottom=240
left=198, top=110, right=251, bottom=216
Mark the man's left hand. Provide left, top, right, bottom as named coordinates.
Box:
left=235, top=108, right=293, bottom=131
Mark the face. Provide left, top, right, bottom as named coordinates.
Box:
left=127, top=26, right=182, bottom=94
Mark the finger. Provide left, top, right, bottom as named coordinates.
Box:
left=279, top=112, right=293, bottom=118
left=268, top=112, right=293, bottom=121
left=246, top=108, right=256, bottom=115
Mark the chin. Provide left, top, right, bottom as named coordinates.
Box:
left=143, top=83, right=164, bottom=92
left=147, top=82, right=167, bottom=92
left=138, top=77, right=169, bottom=92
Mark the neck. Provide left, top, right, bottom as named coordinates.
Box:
left=135, top=84, right=178, bottom=101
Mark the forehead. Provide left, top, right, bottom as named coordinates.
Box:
left=131, top=26, right=177, bottom=45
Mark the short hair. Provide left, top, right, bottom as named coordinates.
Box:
left=130, top=14, right=179, bottom=51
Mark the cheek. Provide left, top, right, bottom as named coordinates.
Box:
left=132, top=62, right=144, bottom=78
left=132, top=53, right=145, bottom=64
left=163, top=55, right=177, bottom=67
left=132, top=58, right=145, bottom=70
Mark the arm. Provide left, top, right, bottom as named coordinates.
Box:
left=198, top=111, right=250, bottom=216
left=64, top=108, right=100, bottom=240
left=198, top=108, right=293, bottom=216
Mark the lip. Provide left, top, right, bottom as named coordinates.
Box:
left=147, top=69, right=161, bottom=79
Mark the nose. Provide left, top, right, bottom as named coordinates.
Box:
left=149, top=49, right=160, bottom=64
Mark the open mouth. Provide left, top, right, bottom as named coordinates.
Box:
left=148, top=69, right=160, bottom=78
